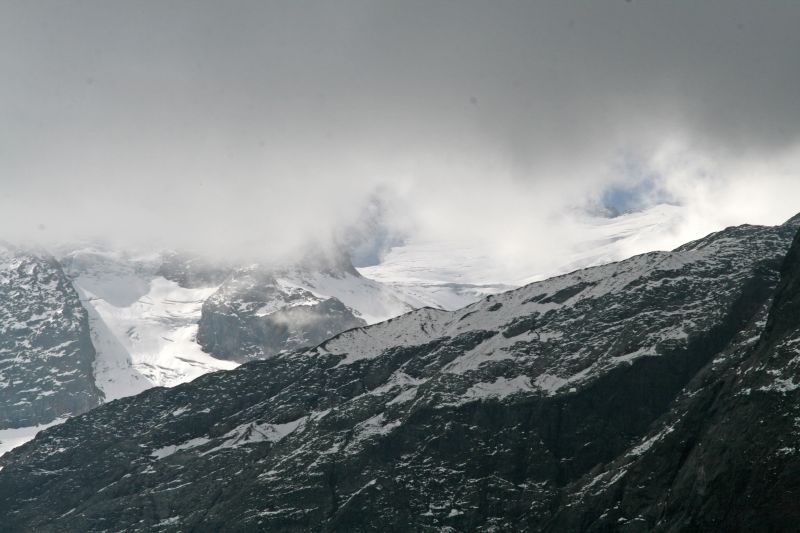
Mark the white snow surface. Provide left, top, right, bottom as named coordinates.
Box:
left=59, top=247, right=237, bottom=401
left=151, top=437, right=212, bottom=460
left=205, top=416, right=309, bottom=454
left=150, top=413, right=320, bottom=460
left=529, top=204, right=689, bottom=285
left=53, top=245, right=412, bottom=405
left=462, top=376, right=535, bottom=401
left=359, top=204, right=688, bottom=306
left=358, top=241, right=516, bottom=310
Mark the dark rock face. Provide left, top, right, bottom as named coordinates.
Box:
left=197, top=266, right=366, bottom=362
left=0, top=244, right=102, bottom=429
left=547, top=222, right=800, bottom=532
left=0, top=220, right=799, bottom=532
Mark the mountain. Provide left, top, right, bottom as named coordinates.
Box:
left=1, top=216, right=797, bottom=531
left=58, top=247, right=238, bottom=402
left=1, top=244, right=413, bottom=455
left=196, top=253, right=413, bottom=362
left=0, top=203, right=688, bottom=447
left=0, top=244, right=101, bottom=436
left=56, top=246, right=414, bottom=388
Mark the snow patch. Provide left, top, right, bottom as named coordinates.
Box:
left=202, top=416, right=309, bottom=456
left=759, top=377, right=800, bottom=394
left=150, top=437, right=211, bottom=459
left=461, top=375, right=534, bottom=402
left=0, top=417, right=68, bottom=457
left=628, top=425, right=676, bottom=457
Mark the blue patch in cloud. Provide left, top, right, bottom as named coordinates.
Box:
left=601, top=155, right=676, bottom=215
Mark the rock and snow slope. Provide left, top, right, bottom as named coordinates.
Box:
left=0, top=203, right=689, bottom=408
left=0, top=204, right=733, bottom=459
left=0, top=417, right=67, bottom=458
left=0, top=245, right=409, bottom=455
left=58, top=248, right=238, bottom=401
left=0, top=244, right=101, bottom=430
left=56, top=247, right=412, bottom=390
left=197, top=256, right=415, bottom=362
left=1, top=216, right=797, bottom=531
left=548, top=219, right=800, bottom=532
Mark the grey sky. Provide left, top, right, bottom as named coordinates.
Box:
left=1, top=1, right=799, bottom=259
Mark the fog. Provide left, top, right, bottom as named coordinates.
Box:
left=1, top=1, right=799, bottom=264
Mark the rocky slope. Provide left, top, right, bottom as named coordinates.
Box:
left=0, top=204, right=688, bottom=437
left=0, top=244, right=102, bottom=430
left=546, top=221, right=800, bottom=532
left=0, top=245, right=412, bottom=456
left=1, top=217, right=798, bottom=531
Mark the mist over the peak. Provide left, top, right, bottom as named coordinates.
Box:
left=1, top=1, right=799, bottom=266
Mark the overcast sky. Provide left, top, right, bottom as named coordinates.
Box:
left=1, top=1, right=799, bottom=263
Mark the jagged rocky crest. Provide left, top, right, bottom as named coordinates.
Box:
left=0, top=244, right=102, bottom=429
left=1, top=218, right=799, bottom=531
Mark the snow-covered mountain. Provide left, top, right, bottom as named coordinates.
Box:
left=54, top=246, right=419, bottom=391
left=195, top=254, right=414, bottom=362
left=0, top=245, right=415, bottom=455
left=57, top=248, right=238, bottom=401
left=2, top=215, right=797, bottom=530
left=0, top=203, right=709, bottom=457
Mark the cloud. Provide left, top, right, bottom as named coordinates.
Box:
left=0, top=1, right=799, bottom=263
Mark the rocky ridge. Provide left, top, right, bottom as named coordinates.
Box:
left=0, top=243, right=101, bottom=430
left=547, top=220, right=800, bottom=532
left=0, top=217, right=798, bottom=531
